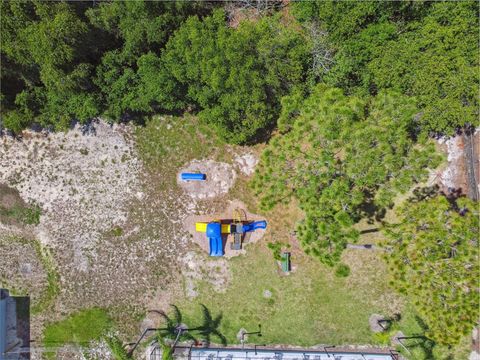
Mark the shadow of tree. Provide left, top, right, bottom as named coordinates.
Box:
left=191, top=304, right=227, bottom=346
left=156, top=305, right=196, bottom=343
left=155, top=304, right=227, bottom=346
left=401, top=315, right=437, bottom=359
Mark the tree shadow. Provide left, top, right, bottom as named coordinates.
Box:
left=156, top=305, right=196, bottom=343
left=356, top=191, right=387, bottom=224
left=399, top=316, right=436, bottom=360
left=192, top=304, right=227, bottom=346
left=408, top=185, right=440, bottom=203
left=154, top=304, right=227, bottom=346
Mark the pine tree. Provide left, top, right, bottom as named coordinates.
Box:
left=383, top=195, right=479, bottom=346
left=252, top=85, right=441, bottom=265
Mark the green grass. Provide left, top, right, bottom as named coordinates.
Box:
left=43, top=308, right=112, bottom=354
left=0, top=204, right=41, bottom=225
left=178, top=242, right=392, bottom=346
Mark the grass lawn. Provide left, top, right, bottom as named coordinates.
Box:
left=177, top=241, right=395, bottom=346
left=43, top=308, right=112, bottom=349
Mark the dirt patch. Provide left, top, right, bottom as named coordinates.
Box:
left=234, top=153, right=258, bottom=176
left=177, top=159, right=236, bottom=200
left=183, top=200, right=267, bottom=258
left=0, top=184, right=26, bottom=209
left=182, top=251, right=231, bottom=299
left=0, top=236, right=48, bottom=305
left=434, top=129, right=479, bottom=199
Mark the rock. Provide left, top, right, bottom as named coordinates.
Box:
left=234, top=153, right=258, bottom=176
left=391, top=331, right=406, bottom=346
left=369, top=313, right=386, bottom=333
left=237, top=328, right=248, bottom=342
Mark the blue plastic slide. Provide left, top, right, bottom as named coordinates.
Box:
left=206, top=222, right=224, bottom=256
left=242, top=220, right=267, bottom=233
left=181, top=173, right=206, bottom=181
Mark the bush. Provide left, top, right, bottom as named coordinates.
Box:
left=335, top=263, right=351, bottom=278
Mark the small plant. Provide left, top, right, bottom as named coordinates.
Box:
left=335, top=263, right=351, bottom=278
left=79, top=148, right=89, bottom=155
left=110, top=226, right=123, bottom=237
left=267, top=241, right=290, bottom=261
left=0, top=204, right=41, bottom=225
left=160, top=341, right=174, bottom=360
left=104, top=333, right=131, bottom=360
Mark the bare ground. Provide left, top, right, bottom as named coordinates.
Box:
left=0, top=120, right=264, bottom=354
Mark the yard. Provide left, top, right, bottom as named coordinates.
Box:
left=0, top=115, right=472, bottom=359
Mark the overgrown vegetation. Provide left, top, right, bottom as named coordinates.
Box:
left=266, top=241, right=289, bottom=261
left=291, top=1, right=479, bottom=135
left=104, top=333, right=132, bottom=360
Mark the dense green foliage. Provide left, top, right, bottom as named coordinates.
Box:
left=2, top=1, right=477, bottom=139
left=252, top=85, right=441, bottom=265
left=159, top=9, right=310, bottom=143
left=292, top=1, right=479, bottom=135
left=1, top=1, right=99, bottom=131
left=1, top=1, right=308, bottom=143
left=384, top=195, right=479, bottom=346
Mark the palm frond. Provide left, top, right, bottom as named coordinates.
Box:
left=171, top=304, right=182, bottom=324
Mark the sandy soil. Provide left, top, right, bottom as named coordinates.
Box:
left=434, top=129, right=479, bottom=198
left=0, top=121, right=265, bottom=354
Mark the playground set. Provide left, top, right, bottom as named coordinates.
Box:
left=182, top=172, right=267, bottom=257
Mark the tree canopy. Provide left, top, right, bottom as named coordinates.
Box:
left=384, top=195, right=479, bottom=346
left=252, top=85, right=441, bottom=265
left=158, top=9, right=310, bottom=143
left=292, top=1, right=479, bottom=135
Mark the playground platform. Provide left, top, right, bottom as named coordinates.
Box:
left=183, top=200, right=267, bottom=258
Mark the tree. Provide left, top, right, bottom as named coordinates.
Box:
left=1, top=1, right=100, bottom=131
left=251, top=85, right=441, bottom=265
left=86, top=1, right=212, bottom=119
left=159, top=9, right=310, bottom=143
left=368, top=2, right=479, bottom=135
left=383, top=195, right=479, bottom=346
left=292, top=1, right=479, bottom=135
